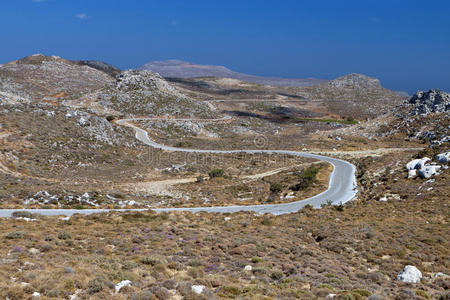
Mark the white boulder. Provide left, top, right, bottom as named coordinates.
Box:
left=418, top=165, right=441, bottom=179
left=408, top=169, right=417, bottom=178
left=436, top=152, right=450, bottom=163
left=192, top=285, right=206, bottom=294
left=115, top=280, right=132, bottom=293
left=397, top=265, right=422, bottom=283
left=406, top=158, right=431, bottom=171
left=244, top=265, right=253, bottom=271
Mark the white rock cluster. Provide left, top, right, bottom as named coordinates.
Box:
left=436, top=151, right=450, bottom=163
left=397, top=265, right=422, bottom=283
left=406, top=153, right=447, bottom=179
left=408, top=89, right=450, bottom=116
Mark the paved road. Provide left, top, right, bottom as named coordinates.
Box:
left=0, top=118, right=357, bottom=217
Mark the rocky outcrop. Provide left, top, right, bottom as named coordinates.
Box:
left=436, top=151, right=450, bottom=163
left=408, top=89, right=450, bottom=116
left=406, top=157, right=442, bottom=179
left=418, top=165, right=442, bottom=179
left=406, top=158, right=431, bottom=171
left=397, top=265, right=422, bottom=283
left=327, top=74, right=382, bottom=90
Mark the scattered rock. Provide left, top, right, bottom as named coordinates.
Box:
left=408, top=89, right=450, bottom=116
left=408, top=169, right=417, bottom=179
left=418, top=165, right=441, bottom=179
left=436, top=151, right=450, bottom=163
left=406, top=158, right=431, bottom=171
left=244, top=265, right=253, bottom=271
left=191, top=285, right=205, bottom=294
left=115, top=280, right=132, bottom=293
left=397, top=265, right=422, bottom=283
left=28, top=248, right=40, bottom=255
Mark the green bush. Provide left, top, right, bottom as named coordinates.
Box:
left=4, top=231, right=24, bottom=239
left=209, top=168, right=224, bottom=178
left=269, top=182, right=282, bottom=193
left=290, top=166, right=319, bottom=191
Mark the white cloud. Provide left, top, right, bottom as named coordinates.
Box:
left=75, top=13, right=88, bottom=20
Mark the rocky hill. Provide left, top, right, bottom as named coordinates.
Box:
left=0, top=54, right=114, bottom=103
left=302, top=73, right=405, bottom=119
left=97, top=70, right=218, bottom=118
left=140, top=59, right=328, bottom=87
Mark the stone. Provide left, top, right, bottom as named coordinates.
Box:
left=397, top=265, right=422, bottom=283
left=406, top=158, right=431, bottom=171
left=191, top=285, right=205, bottom=294
left=244, top=265, right=253, bottom=271
left=408, top=169, right=417, bottom=178
left=408, top=89, right=450, bottom=116
left=418, top=165, right=441, bottom=179
left=77, top=116, right=90, bottom=127
left=436, top=152, right=450, bottom=163
left=115, top=280, right=132, bottom=293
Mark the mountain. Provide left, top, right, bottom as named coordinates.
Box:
left=140, top=60, right=328, bottom=87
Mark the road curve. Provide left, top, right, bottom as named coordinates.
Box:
left=0, top=118, right=357, bottom=217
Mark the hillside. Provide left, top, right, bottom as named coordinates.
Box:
left=302, top=73, right=406, bottom=118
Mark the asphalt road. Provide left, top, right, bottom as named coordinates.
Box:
left=0, top=118, right=357, bottom=217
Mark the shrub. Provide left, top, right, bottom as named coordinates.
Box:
left=271, top=271, right=284, bottom=280
left=106, top=115, right=115, bottom=122
left=58, top=231, right=72, bottom=240
left=11, top=211, right=34, bottom=218
left=269, top=182, right=282, bottom=193
left=290, top=166, right=319, bottom=191
left=251, top=257, right=263, bottom=263
left=260, top=217, right=272, bottom=226
left=208, top=168, right=224, bottom=178
left=88, top=277, right=104, bottom=294
left=196, top=175, right=204, bottom=183
left=141, top=255, right=167, bottom=266
left=4, top=231, right=24, bottom=239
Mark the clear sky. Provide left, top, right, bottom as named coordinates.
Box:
left=1, top=0, right=449, bottom=93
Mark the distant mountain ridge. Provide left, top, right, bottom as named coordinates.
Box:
left=140, top=60, right=329, bottom=87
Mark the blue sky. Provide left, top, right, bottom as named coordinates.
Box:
left=1, top=0, right=449, bottom=93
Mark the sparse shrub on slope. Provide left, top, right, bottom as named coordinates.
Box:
left=290, top=166, right=320, bottom=191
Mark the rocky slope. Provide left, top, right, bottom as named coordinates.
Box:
left=97, top=70, right=218, bottom=118
left=0, top=54, right=115, bottom=103
left=140, top=59, right=328, bottom=87
left=302, top=73, right=406, bottom=119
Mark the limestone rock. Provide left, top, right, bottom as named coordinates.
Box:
left=397, top=265, right=422, bottom=283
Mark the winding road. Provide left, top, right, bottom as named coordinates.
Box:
left=0, top=118, right=357, bottom=217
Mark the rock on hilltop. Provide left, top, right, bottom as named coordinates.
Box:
left=327, top=73, right=383, bottom=90
left=408, top=89, right=450, bottom=116
left=303, top=73, right=404, bottom=118
left=0, top=54, right=114, bottom=102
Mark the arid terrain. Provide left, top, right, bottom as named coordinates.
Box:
left=0, top=54, right=448, bottom=299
